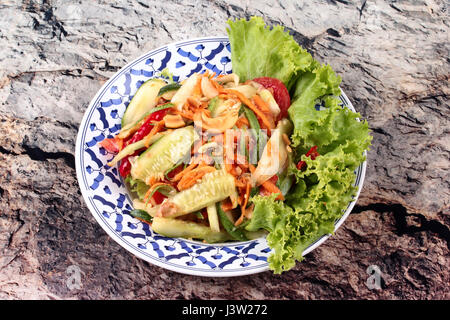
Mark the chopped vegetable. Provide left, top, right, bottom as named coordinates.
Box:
left=158, top=82, right=182, bottom=98
left=251, top=118, right=293, bottom=186
left=171, top=73, right=200, bottom=111
left=217, top=203, right=248, bottom=241
left=206, top=204, right=221, bottom=233
left=130, top=126, right=198, bottom=183
left=121, top=79, right=166, bottom=127
left=151, top=217, right=231, bottom=243
left=157, top=169, right=236, bottom=218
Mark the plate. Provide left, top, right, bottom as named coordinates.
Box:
left=75, top=37, right=367, bottom=277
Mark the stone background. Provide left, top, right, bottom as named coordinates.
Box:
left=0, top=0, right=448, bottom=299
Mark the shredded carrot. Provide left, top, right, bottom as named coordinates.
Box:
left=194, top=153, right=213, bottom=166
left=234, top=177, right=246, bottom=188
left=235, top=182, right=251, bottom=226
left=143, top=120, right=165, bottom=148
left=261, top=180, right=284, bottom=201
left=223, top=89, right=274, bottom=131
left=136, top=217, right=152, bottom=226
left=187, top=96, right=201, bottom=108
left=211, top=77, right=224, bottom=91
left=252, top=94, right=271, bottom=113
left=200, top=100, right=209, bottom=109
left=177, top=166, right=216, bottom=190
left=235, top=116, right=250, bottom=128
left=172, top=162, right=198, bottom=182
left=209, top=72, right=216, bottom=79
left=249, top=163, right=256, bottom=173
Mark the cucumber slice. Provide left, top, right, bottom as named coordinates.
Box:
left=206, top=204, right=220, bottom=233
left=130, top=126, right=197, bottom=183
left=119, top=103, right=175, bottom=138
left=151, top=217, right=231, bottom=243
left=165, top=169, right=236, bottom=217
left=107, top=131, right=167, bottom=167
left=122, top=79, right=166, bottom=127
left=158, top=82, right=181, bottom=100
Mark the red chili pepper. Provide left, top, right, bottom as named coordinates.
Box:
left=296, top=146, right=320, bottom=171
left=127, top=108, right=170, bottom=145
left=268, top=175, right=278, bottom=184
left=305, top=145, right=319, bottom=160
left=119, top=108, right=170, bottom=178
left=152, top=191, right=167, bottom=205
left=119, top=155, right=133, bottom=177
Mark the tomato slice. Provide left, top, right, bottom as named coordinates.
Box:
left=152, top=191, right=167, bottom=205
left=252, top=77, right=291, bottom=121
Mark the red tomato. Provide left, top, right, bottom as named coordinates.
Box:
left=252, top=77, right=291, bottom=120
left=166, top=164, right=183, bottom=180
left=152, top=191, right=167, bottom=205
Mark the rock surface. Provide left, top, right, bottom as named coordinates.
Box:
left=0, top=0, right=448, bottom=299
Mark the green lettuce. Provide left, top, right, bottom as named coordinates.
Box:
left=227, top=16, right=372, bottom=274
left=125, top=175, right=149, bottom=200
left=226, top=16, right=315, bottom=91
left=288, top=64, right=342, bottom=148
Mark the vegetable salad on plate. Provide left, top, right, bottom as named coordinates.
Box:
left=100, top=17, right=372, bottom=274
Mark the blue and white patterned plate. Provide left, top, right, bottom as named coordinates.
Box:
left=75, top=37, right=367, bottom=277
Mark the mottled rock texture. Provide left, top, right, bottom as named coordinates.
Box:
left=0, top=0, right=448, bottom=299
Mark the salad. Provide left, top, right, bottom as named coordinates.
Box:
left=99, top=17, right=372, bottom=274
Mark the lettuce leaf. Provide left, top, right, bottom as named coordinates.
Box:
left=226, top=16, right=315, bottom=91
left=288, top=64, right=343, bottom=148
left=247, top=193, right=337, bottom=274
left=247, top=146, right=364, bottom=274
left=125, top=175, right=149, bottom=200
